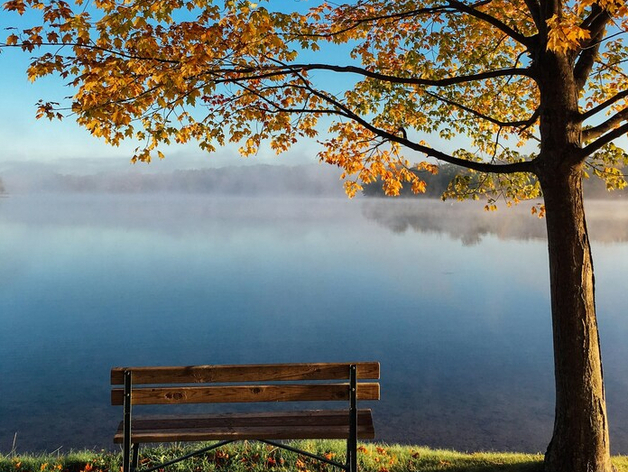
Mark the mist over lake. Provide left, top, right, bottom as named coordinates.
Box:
left=1, top=194, right=627, bottom=454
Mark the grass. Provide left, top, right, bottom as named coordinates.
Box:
left=1, top=442, right=627, bottom=472
left=2, top=441, right=628, bottom=472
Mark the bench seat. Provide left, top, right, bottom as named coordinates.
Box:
left=114, top=409, right=375, bottom=443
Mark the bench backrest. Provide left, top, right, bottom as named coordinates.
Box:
left=111, top=362, right=380, bottom=406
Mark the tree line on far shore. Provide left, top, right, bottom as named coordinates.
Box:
left=362, top=165, right=627, bottom=200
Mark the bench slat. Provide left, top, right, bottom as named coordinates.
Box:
left=113, top=410, right=375, bottom=443
left=111, top=383, right=380, bottom=405
left=125, top=409, right=372, bottom=428
left=114, top=425, right=374, bottom=442
left=111, top=362, right=380, bottom=385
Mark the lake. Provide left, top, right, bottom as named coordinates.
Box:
left=1, top=194, right=627, bottom=455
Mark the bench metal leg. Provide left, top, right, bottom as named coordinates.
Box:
left=348, top=364, right=358, bottom=472
left=131, top=444, right=139, bottom=472
left=123, top=371, right=133, bottom=472
left=347, top=440, right=357, bottom=472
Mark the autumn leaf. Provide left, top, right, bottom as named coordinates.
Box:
left=546, top=13, right=591, bottom=54
left=3, top=0, right=25, bottom=14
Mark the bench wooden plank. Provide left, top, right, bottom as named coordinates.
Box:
left=113, top=410, right=375, bottom=443
left=111, top=383, right=380, bottom=405
left=111, top=362, right=380, bottom=385
left=114, top=426, right=374, bottom=443
left=121, top=409, right=373, bottom=428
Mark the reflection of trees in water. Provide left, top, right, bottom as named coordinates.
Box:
left=361, top=199, right=628, bottom=245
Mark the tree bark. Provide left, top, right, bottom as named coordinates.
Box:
left=540, top=168, right=612, bottom=472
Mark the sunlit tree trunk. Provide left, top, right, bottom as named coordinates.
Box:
left=540, top=167, right=612, bottom=472
left=534, top=44, right=613, bottom=472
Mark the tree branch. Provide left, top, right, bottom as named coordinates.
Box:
left=277, top=63, right=535, bottom=87
left=574, top=6, right=611, bottom=90
left=580, top=89, right=628, bottom=121
left=359, top=119, right=536, bottom=174
left=290, top=75, right=535, bottom=175
left=229, top=81, right=343, bottom=119
left=582, top=106, right=628, bottom=141
left=289, top=4, right=453, bottom=40
left=193, top=62, right=537, bottom=92
left=580, top=4, right=607, bottom=31
left=17, top=39, right=536, bottom=89
left=523, top=0, right=542, bottom=30
left=423, top=90, right=540, bottom=128
left=447, top=0, right=533, bottom=47
left=580, top=121, right=628, bottom=157
left=292, top=0, right=512, bottom=42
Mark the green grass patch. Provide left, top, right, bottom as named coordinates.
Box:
left=1, top=442, right=627, bottom=472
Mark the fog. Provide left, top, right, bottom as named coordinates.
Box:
left=361, top=199, right=628, bottom=244
left=0, top=160, right=345, bottom=196
left=2, top=190, right=628, bottom=244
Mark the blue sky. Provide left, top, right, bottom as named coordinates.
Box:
left=0, top=47, right=317, bottom=172
left=0, top=8, right=319, bottom=173
left=0, top=1, right=335, bottom=174
left=0, top=13, right=137, bottom=165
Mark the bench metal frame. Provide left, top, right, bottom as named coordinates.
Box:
left=120, top=365, right=361, bottom=472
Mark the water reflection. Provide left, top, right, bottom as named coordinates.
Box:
left=0, top=195, right=627, bottom=455
left=4, top=195, right=627, bottom=243
left=361, top=199, right=628, bottom=244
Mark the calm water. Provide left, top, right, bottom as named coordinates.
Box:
left=1, top=194, right=628, bottom=454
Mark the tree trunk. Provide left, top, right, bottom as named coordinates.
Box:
left=540, top=168, right=612, bottom=472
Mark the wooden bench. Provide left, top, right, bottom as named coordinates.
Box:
left=111, top=362, right=380, bottom=472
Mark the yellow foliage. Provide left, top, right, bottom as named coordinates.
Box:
left=343, top=181, right=363, bottom=199
left=5, top=33, right=18, bottom=45
left=546, top=13, right=591, bottom=54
